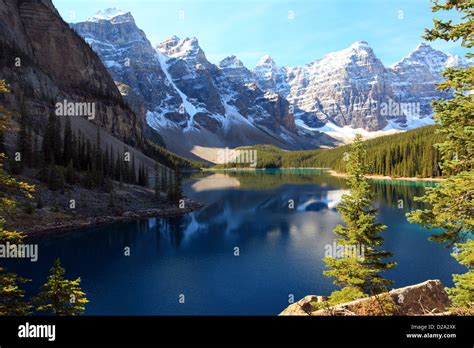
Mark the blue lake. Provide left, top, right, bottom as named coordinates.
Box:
left=5, top=169, right=464, bottom=315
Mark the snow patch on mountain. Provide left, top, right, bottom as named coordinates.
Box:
left=158, top=35, right=202, bottom=61
left=72, top=9, right=471, bottom=156
left=146, top=110, right=176, bottom=129
left=155, top=49, right=207, bottom=132
left=87, top=8, right=127, bottom=22
left=296, top=119, right=401, bottom=141
left=383, top=115, right=435, bottom=131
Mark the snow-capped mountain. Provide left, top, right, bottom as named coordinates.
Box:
left=87, top=8, right=128, bottom=22
left=254, top=54, right=289, bottom=96
left=72, top=10, right=334, bottom=159
left=253, top=41, right=469, bottom=133
left=387, top=43, right=468, bottom=126
left=72, top=8, right=470, bottom=158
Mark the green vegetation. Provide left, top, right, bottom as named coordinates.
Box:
left=407, top=0, right=473, bottom=314
left=9, top=94, right=204, bottom=197
left=1, top=80, right=88, bottom=316
left=34, top=259, right=88, bottom=316
left=310, top=126, right=444, bottom=178
left=142, top=138, right=206, bottom=171
left=38, top=115, right=150, bottom=190
left=10, top=106, right=198, bottom=198
left=216, top=125, right=444, bottom=178
left=321, top=135, right=396, bottom=308
left=445, top=240, right=474, bottom=312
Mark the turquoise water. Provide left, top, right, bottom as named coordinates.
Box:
left=4, top=169, right=464, bottom=315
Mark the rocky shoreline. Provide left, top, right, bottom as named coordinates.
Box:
left=5, top=171, right=205, bottom=238
left=19, top=199, right=205, bottom=238
left=279, top=280, right=452, bottom=316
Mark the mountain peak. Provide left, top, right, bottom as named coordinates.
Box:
left=350, top=40, right=369, bottom=49
left=256, top=54, right=276, bottom=68
left=395, top=43, right=447, bottom=68
left=346, top=41, right=375, bottom=56
left=414, top=42, right=435, bottom=52
left=160, top=35, right=181, bottom=46
left=219, top=55, right=245, bottom=69
left=158, top=35, right=203, bottom=59
left=87, top=8, right=132, bottom=22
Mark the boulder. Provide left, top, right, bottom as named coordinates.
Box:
left=279, top=295, right=327, bottom=316
left=279, top=280, right=451, bottom=316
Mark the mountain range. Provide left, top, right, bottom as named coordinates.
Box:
left=69, top=8, right=469, bottom=161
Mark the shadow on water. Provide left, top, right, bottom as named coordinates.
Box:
left=4, top=169, right=463, bottom=315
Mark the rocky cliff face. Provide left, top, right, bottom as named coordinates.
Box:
left=71, top=10, right=334, bottom=159
left=388, top=43, right=466, bottom=125
left=0, top=0, right=144, bottom=147
left=254, top=41, right=469, bottom=132
left=285, top=41, right=393, bottom=130
left=70, top=7, right=471, bottom=156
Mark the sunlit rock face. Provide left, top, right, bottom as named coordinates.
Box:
left=72, top=11, right=310, bottom=155
left=254, top=41, right=470, bottom=131
left=72, top=8, right=471, bottom=153
left=0, top=1, right=143, bottom=147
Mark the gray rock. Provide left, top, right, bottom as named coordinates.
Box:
left=279, top=280, right=451, bottom=316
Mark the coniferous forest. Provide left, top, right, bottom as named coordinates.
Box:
left=2, top=108, right=194, bottom=200
left=218, top=125, right=445, bottom=178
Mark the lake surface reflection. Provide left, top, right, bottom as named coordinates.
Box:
left=5, top=169, right=463, bottom=315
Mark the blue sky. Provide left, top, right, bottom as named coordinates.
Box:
left=53, top=0, right=468, bottom=68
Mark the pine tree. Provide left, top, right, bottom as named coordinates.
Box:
left=63, top=117, right=73, bottom=165
left=0, top=80, right=34, bottom=315
left=154, top=162, right=161, bottom=198
left=161, top=165, right=167, bottom=193
left=47, top=165, right=65, bottom=191
left=65, top=160, right=76, bottom=185
left=53, top=117, right=62, bottom=166
left=122, top=147, right=130, bottom=183
left=407, top=0, right=473, bottom=313
left=0, top=228, right=32, bottom=316
left=144, top=165, right=149, bottom=187
left=103, top=144, right=110, bottom=178
left=0, top=267, right=31, bottom=315
left=34, top=259, right=88, bottom=316
left=445, top=240, right=474, bottom=312
left=114, top=150, right=122, bottom=181
left=323, top=134, right=396, bottom=305
left=173, top=166, right=183, bottom=202
left=42, top=114, right=56, bottom=164
left=94, top=125, right=102, bottom=174
left=137, top=163, right=144, bottom=186
left=130, top=155, right=137, bottom=184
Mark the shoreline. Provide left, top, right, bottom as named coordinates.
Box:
left=205, top=167, right=327, bottom=171
left=205, top=167, right=444, bottom=182
left=327, top=170, right=445, bottom=182
left=17, top=199, right=205, bottom=238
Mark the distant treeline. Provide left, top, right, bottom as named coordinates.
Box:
left=217, top=125, right=445, bottom=178
left=10, top=113, right=144, bottom=189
